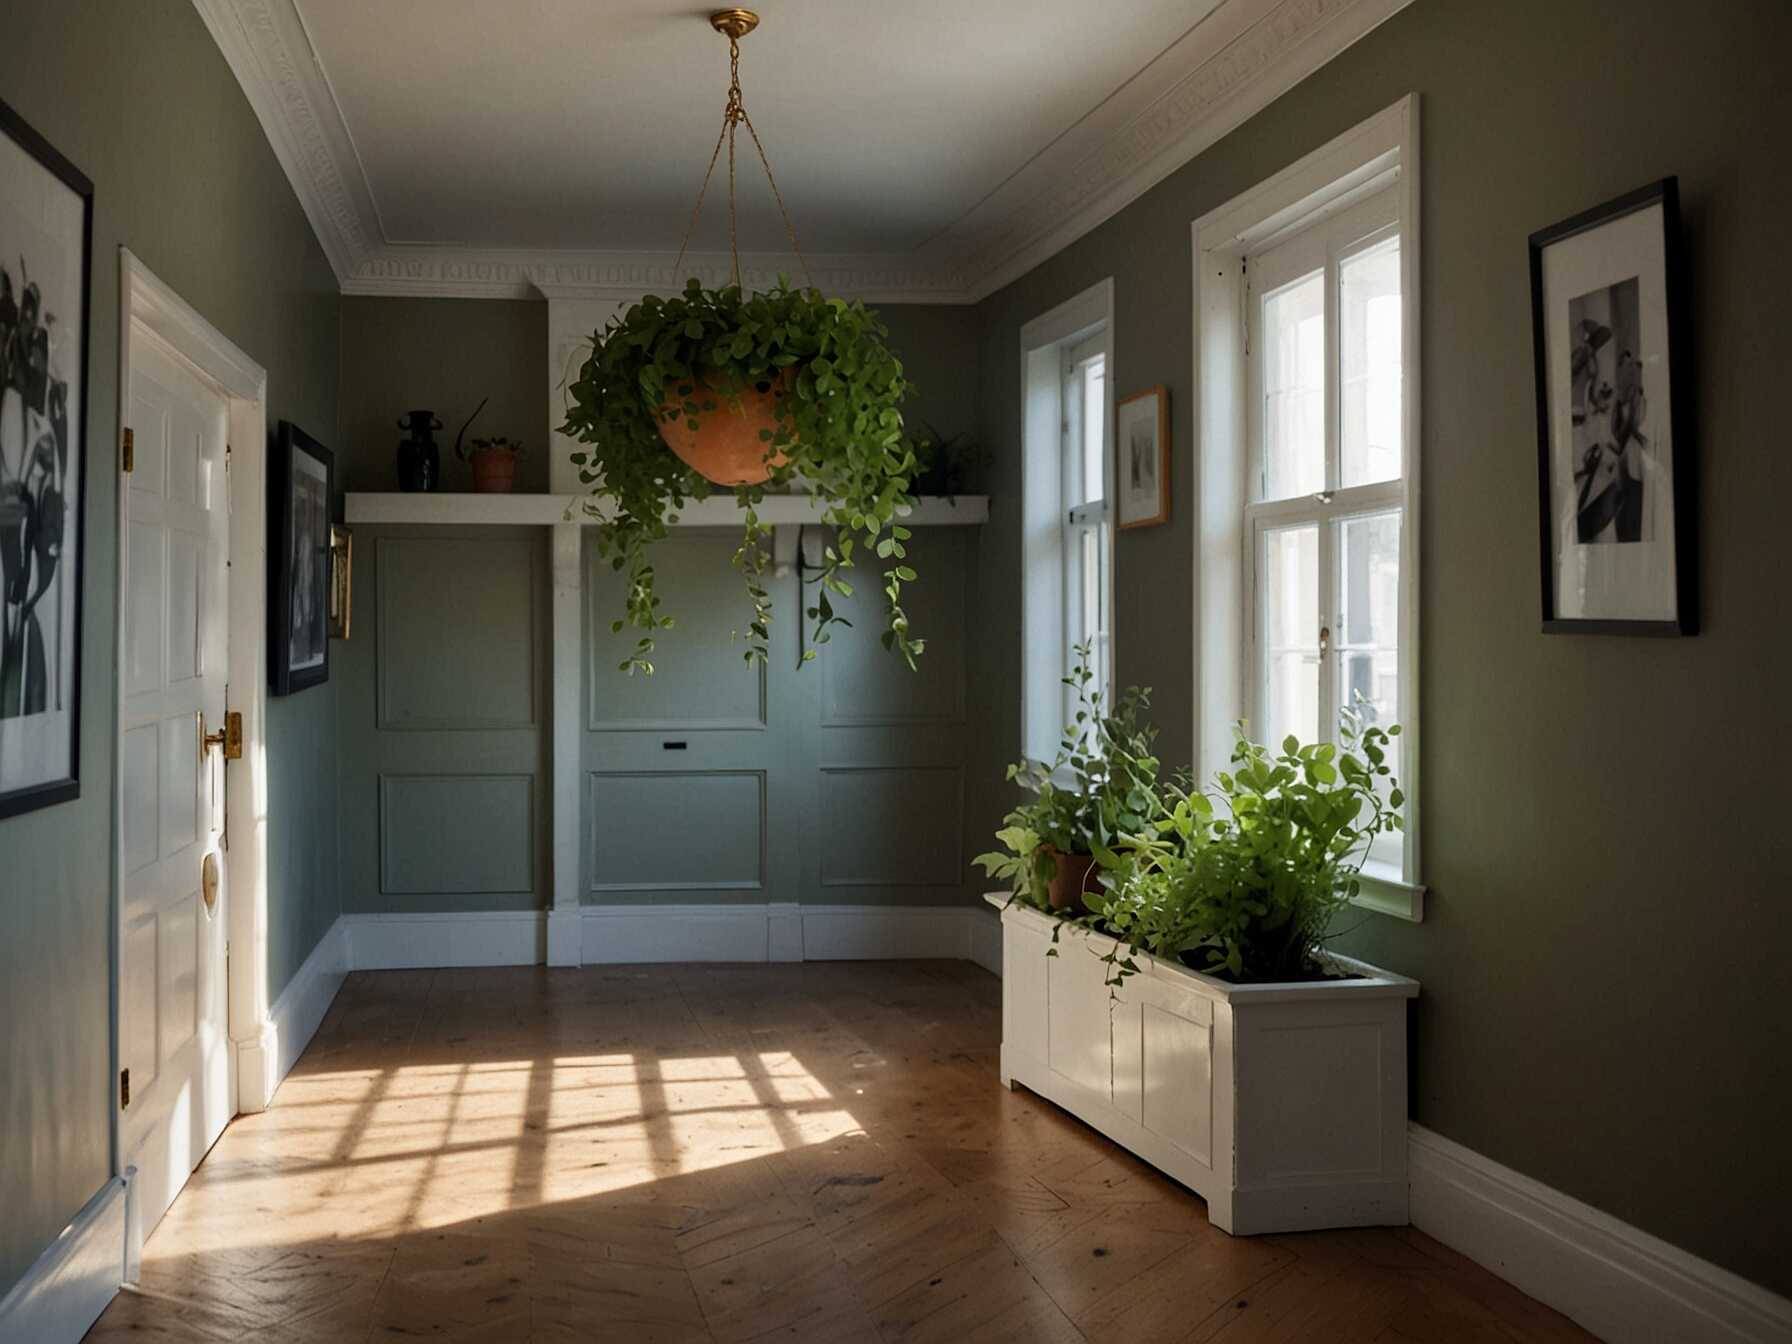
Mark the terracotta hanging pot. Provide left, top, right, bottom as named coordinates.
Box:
left=1043, top=846, right=1099, bottom=914
left=656, top=370, right=795, bottom=486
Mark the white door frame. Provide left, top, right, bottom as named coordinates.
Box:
left=113, top=251, right=274, bottom=1220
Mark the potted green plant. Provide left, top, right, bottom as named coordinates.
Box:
left=459, top=435, right=524, bottom=495
left=561, top=278, right=925, bottom=674
left=982, top=704, right=1420, bottom=1236
left=1090, top=706, right=1404, bottom=985
left=910, top=424, right=989, bottom=499
left=974, top=645, right=1161, bottom=913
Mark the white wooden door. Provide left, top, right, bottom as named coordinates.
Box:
left=118, top=326, right=234, bottom=1237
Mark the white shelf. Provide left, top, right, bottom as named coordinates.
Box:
left=345, top=492, right=989, bottom=528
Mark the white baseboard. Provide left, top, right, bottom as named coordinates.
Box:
left=967, top=906, right=1004, bottom=978
left=0, top=1175, right=129, bottom=1344
left=239, top=917, right=349, bottom=1112
left=344, top=911, right=545, bottom=969
left=580, top=903, right=771, bottom=963
left=1409, top=1124, right=1792, bottom=1343
left=344, top=904, right=994, bottom=969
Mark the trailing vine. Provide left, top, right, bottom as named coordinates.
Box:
left=561, top=278, right=924, bottom=674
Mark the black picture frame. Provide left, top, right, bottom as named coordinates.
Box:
left=1530, top=177, right=1695, bottom=635
left=270, top=421, right=334, bottom=695
left=0, top=98, right=93, bottom=821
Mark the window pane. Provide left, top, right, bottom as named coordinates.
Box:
left=1340, top=237, right=1402, bottom=488
left=1335, top=509, right=1401, bottom=732
left=1262, top=523, right=1319, bottom=748
left=1262, top=271, right=1325, bottom=501
left=1082, top=356, right=1105, bottom=503
left=1337, top=509, right=1403, bottom=869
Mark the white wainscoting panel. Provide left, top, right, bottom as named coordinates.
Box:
left=1409, top=1124, right=1792, bottom=1344
left=0, top=1175, right=129, bottom=1344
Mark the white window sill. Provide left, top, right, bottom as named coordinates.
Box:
left=1350, top=862, right=1425, bottom=922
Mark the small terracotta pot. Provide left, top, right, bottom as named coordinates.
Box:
left=656, top=370, right=795, bottom=486
left=469, top=448, right=517, bottom=494
left=1044, top=847, right=1099, bottom=914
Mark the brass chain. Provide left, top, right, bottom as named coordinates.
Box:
left=669, top=29, right=812, bottom=291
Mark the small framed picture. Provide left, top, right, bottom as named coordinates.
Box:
left=270, top=422, right=333, bottom=694
left=327, top=524, right=353, bottom=640
left=1116, top=386, right=1169, bottom=529
left=1530, top=178, right=1693, bottom=634
left=0, top=98, right=93, bottom=821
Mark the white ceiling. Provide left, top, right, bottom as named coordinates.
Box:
left=196, top=0, right=1413, bottom=301
left=298, top=0, right=1216, bottom=254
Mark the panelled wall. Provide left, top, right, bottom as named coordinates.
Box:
left=334, top=300, right=986, bottom=921
left=334, top=526, right=550, bottom=916
left=582, top=527, right=971, bottom=907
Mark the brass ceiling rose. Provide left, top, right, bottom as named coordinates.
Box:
left=708, top=8, right=759, bottom=40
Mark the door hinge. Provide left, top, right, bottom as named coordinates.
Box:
left=121, top=427, right=134, bottom=474
left=119, top=1068, right=130, bottom=1109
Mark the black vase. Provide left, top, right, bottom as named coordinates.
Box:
left=397, top=410, right=442, bottom=492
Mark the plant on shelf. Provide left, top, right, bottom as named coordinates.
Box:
left=910, top=424, right=989, bottom=499
left=459, top=435, right=525, bottom=495
left=1089, top=705, right=1403, bottom=985
left=974, top=645, right=1162, bottom=914
left=563, top=279, right=924, bottom=674
left=558, top=9, right=927, bottom=676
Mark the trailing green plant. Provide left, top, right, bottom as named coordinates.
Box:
left=561, top=278, right=924, bottom=674
left=973, top=645, right=1162, bottom=910
left=1088, top=705, right=1403, bottom=985
left=459, top=435, right=524, bottom=460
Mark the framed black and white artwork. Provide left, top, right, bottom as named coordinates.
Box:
left=1530, top=177, right=1693, bottom=634
left=270, top=421, right=333, bottom=695
left=0, top=98, right=92, bottom=821
left=1116, top=385, right=1169, bottom=529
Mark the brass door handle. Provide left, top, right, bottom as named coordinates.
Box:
left=198, top=711, right=243, bottom=760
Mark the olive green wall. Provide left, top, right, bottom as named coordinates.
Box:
left=970, top=0, right=1790, bottom=1296
left=0, top=0, right=340, bottom=1300
left=338, top=297, right=548, bottom=493
left=331, top=301, right=984, bottom=916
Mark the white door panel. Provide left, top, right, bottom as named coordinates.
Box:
left=119, top=326, right=233, bottom=1240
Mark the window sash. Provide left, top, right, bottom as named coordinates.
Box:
left=1244, top=186, right=1408, bottom=875
left=1061, top=341, right=1110, bottom=719
left=1247, top=193, right=1401, bottom=509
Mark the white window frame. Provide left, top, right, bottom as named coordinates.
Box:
left=1190, top=96, right=1424, bottom=921
left=1020, top=278, right=1114, bottom=764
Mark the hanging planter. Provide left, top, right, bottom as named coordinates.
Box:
left=561, top=9, right=925, bottom=675
left=655, top=368, right=793, bottom=486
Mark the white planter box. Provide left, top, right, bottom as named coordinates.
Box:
left=990, top=893, right=1418, bottom=1235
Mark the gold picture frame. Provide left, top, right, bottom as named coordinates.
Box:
left=1116, top=385, right=1170, bottom=529
left=328, top=524, right=353, bottom=640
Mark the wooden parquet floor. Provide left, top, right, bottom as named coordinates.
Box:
left=86, top=962, right=1595, bottom=1343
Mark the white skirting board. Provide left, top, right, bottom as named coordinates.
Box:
left=342, top=904, right=1004, bottom=970
left=239, top=917, right=350, bottom=1112
left=0, top=1175, right=129, bottom=1344
left=1408, top=1124, right=1792, bottom=1343
left=344, top=910, right=547, bottom=969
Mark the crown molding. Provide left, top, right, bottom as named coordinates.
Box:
left=197, top=0, right=1412, bottom=305
left=341, top=247, right=979, bottom=305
